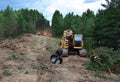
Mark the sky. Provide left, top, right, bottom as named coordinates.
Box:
left=0, top=0, right=106, bottom=21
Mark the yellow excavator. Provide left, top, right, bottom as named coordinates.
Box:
left=50, top=30, right=87, bottom=64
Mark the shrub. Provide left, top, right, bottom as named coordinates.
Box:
left=87, top=47, right=120, bottom=74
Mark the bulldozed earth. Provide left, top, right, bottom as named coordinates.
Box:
left=0, top=34, right=119, bottom=82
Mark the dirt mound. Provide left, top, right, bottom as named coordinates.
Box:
left=0, top=34, right=119, bottom=82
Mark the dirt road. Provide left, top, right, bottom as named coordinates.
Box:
left=0, top=34, right=119, bottom=82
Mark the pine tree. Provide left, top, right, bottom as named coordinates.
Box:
left=52, top=10, right=64, bottom=37
left=0, top=11, right=4, bottom=38
left=3, top=6, right=17, bottom=37
left=94, top=0, right=120, bottom=48
left=82, top=9, right=95, bottom=37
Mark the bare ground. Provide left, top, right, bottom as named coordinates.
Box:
left=0, top=34, right=119, bottom=82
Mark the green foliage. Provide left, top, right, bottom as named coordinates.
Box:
left=82, top=9, right=95, bottom=37
left=0, top=11, right=5, bottom=38
left=52, top=10, right=64, bottom=37
left=87, top=47, right=120, bottom=73
left=0, top=6, right=49, bottom=38
left=84, top=37, right=95, bottom=52
left=94, top=0, right=120, bottom=47
left=81, top=9, right=95, bottom=50
left=64, top=12, right=83, bottom=34
left=3, top=6, right=17, bottom=37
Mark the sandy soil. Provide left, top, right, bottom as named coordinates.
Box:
left=0, top=34, right=119, bottom=82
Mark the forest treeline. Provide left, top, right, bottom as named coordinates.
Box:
left=52, top=0, right=120, bottom=49
left=0, top=6, right=49, bottom=38
left=0, top=0, right=119, bottom=49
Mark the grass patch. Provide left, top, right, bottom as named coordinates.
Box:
left=94, top=71, right=114, bottom=81
left=7, top=52, right=17, bottom=60
left=3, top=70, right=12, bottom=76
left=94, top=72, right=107, bottom=79
left=17, top=64, right=24, bottom=70
left=20, top=52, right=25, bottom=55
left=7, top=52, right=26, bottom=61
left=46, top=46, right=54, bottom=54
left=24, top=71, right=29, bottom=74
left=31, top=63, right=37, bottom=69
left=55, top=38, right=61, bottom=44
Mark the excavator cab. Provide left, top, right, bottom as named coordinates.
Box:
left=74, top=34, right=83, bottom=49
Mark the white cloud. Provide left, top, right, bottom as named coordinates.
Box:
left=28, top=0, right=107, bottom=21
left=0, top=0, right=107, bottom=22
